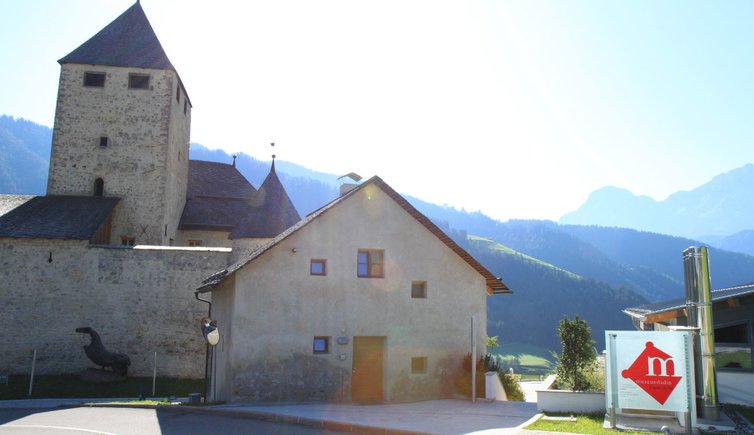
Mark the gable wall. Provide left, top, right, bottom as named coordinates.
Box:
left=1, top=238, right=229, bottom=378
left=218, top=184, right=488, bottom=402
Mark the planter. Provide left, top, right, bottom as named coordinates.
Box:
left=537, top=389, right=605, bottom=413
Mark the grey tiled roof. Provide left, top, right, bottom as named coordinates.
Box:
left=179, top=161, right=256, bottom=232
left=230, top=163, right=301, bottom=239
left=624, top=282, right=754, bottom=320
left=58, top=2, right=174, bottom=70
left=0, top=195, right=119, bottom=240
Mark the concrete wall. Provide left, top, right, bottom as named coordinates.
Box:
left=1, top=238, right=229, bottom=378
left=212, top=184, right=489, bottom=403
left=175, top=230, right=232, bottom=248
left=47, top=64, right=190, bottom=246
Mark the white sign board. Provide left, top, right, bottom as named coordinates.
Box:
left=605, top=330, right=694, bottom=413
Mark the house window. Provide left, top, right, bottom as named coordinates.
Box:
left=176, top=84, right=180, bottom=102
left=411, top=281, right=427, bottom=299
left=128, top=73, right=150, bottom=89
left=184, top=100, right=188, bottom=115
left=411, top=357, right=428, bottom=374
left=121, top=236, right=135, bottom=246
left=310, top=259, right=327, bottom=276
left=83, top=72, right=105, bottom=87
left=188, top=240, right=203, bottom=247
left=357, top=249, right=384, bottom=278
left=99, top=136, right=108, bottom=147
left=93, top=178, right=104, bottom=196
left=313, top=337, right=329, bottom=354
left=715, top=322, right=752, bottom=370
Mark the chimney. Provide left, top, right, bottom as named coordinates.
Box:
left=682, top=246, right=719, bottom=421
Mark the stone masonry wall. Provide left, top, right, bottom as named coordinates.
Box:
left=1, top=238, right=229, bottom=378
left=47, top=64, right=184, bottom=245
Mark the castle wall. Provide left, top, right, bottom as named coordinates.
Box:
left=175, top=230, right=232, bottom=248
left=1, top=238, right=229, bottom=378
left=47, top=64, right=189, bottom=246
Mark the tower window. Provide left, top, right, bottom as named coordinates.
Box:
left=128, top=74, right=150, bottom=89
left=83, top=72, right=105, bottom=87
left=93, top=178, right=104, bottom=196
left=184, top=100, right=188, bottom=115
left=99, top=136, right=108, bottom=147
left=176, top=84, right=181, bottom=102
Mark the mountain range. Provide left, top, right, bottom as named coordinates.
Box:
left=4, top=115, right=754, bottom=358
left=560, top=164, right=754, bottom=244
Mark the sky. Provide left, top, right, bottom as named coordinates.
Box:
left=2, top=1, right=754, bottom=222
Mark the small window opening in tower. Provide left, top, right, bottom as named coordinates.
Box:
left=183, top=100, right=187, bottom=115
left=83, top=72, right=105, bottom=87
left=93, top=178, right=104, bottom=196
left=99, top=136, right=108, bottom=147
left=128, top=74, right=150, bottom=89
left=176, top=84, right=180, bottom=103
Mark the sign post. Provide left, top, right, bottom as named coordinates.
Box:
left=605, top=330, right=695, bottom=432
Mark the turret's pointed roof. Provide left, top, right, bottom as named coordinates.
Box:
left=230, top=161, right=301, bottom=239
left=59, top=2, right=174, bottom=70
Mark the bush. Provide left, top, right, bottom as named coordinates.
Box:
left=455, top=353, right=524, bottom=401
left=554, top=315, right=597, bottom=391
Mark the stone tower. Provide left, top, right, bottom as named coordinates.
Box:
left=47, top=2, right=191, bottom=245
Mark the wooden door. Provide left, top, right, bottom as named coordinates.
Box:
left=352, top=336, right=385, bottom=402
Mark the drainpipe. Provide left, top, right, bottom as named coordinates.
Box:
left=682, top=247, right=719, bottom=420
left=195, top=292, right=212, bottom=403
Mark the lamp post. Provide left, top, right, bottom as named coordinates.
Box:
left=201, top=318, right=219, bottom=402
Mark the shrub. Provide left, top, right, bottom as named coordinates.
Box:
left=554, top=315, right=597, bottom=391
left=455, top=353, right=524, bottom=401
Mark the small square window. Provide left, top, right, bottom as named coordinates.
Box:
left=83, top=72, right=105, bottom=87
left=121, top=236, right=135, bottom=246
left=357, top=249, right=384, bottom=278
left=99, top=136, right=108, bottom=147
left=128, top=74, right=150, bottom=89
left=411, top=357, right=428, bottom=374
left=310, top=259, right=327, bottom=276
left=313, top=337, right=329, bottom=354
left=411, top=281, right=427, bottom=299
left=188, top=240, right=202, bottom=247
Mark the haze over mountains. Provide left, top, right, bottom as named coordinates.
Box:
left=4, top=115, right=754, bottom=359
left=560, top=164, right=754, bottom=246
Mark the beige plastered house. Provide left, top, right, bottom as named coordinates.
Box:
left=196, top=177, right=510, bottom=403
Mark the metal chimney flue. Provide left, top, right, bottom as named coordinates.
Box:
left=682, top=246, right=719, bottom=421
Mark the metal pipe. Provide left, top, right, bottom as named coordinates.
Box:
left=682, top=247, right=718, bottom=420
left=195, top=292, right=212, bottom=403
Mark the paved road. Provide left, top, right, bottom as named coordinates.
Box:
left=0, top=407, right=346, bottom=435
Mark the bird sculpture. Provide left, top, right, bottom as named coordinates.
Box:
left=75, top=327, right=131, bottom=376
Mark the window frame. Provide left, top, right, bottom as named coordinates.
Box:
left=714, top=321, right=753, bottom=371
left=411, top=280, right=427, bottom=299
left=188, top=240, right=203, bottom=247
left=121, top=236, right=135, bottom=246
left=411, top=356, right=428, bottom=375
left=83, top=72, right=105, bottom=87
left=128, top=73, right=150, bottom=90
left=310, top=259, right=327, bottom=276
left=313, top=336, right=330, bottom=354
left=357, top=249, right=384, bottom=278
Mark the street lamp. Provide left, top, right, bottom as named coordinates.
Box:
left=200, top=318, right=219, bottom=402
left=202, top=318, right=220, bottom=346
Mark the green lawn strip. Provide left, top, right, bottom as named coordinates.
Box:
left=525, top=413, right=661, bottom=435
left=0, top=374, right=203, bottom=400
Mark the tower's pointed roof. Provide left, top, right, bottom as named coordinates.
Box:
left=230, top=162, right=301, bottom=239
left=59, top=2, right=174, bottom=70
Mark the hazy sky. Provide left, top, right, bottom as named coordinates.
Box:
left=2, top=1, right=754, bottom=222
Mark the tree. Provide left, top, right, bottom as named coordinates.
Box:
left=555, top=315, right=596, bottom=391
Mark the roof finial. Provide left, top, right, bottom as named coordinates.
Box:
left=231, top=154, right=237, bottom=167
left=271, top=142, right=276, bottom=172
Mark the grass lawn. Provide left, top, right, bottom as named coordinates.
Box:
left=494, top=341, right=555, bottom=375
left=526, top=413, right=661, bottom=435
left=0, top=374, right=204, bottom=400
